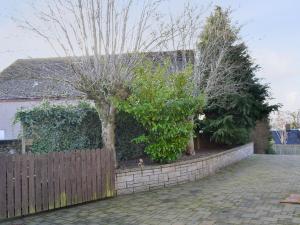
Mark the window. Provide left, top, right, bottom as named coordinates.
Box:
left=0, top=130, right=5, bottom=140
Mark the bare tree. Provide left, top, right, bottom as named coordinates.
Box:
left=194, top=6, right=243, bottom=108
left=289, top=110, right=300, bottom=129
left=19, top=0, right=208, bottom=164
left=271, top=111, right=289, bottom=144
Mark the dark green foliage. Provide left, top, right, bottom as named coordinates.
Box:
left=15, top=101, right=102, bottom=153
left=265, top=140, right=276, bottom=154
left=203, top=116, right=249, bottom=145
left=15, top=101, right=145, bottom=160
left=115, top=112, right=146, bottom=160
left=198, top=6, right=278, bottom=145
left=116, top=61, right=205, bottom=163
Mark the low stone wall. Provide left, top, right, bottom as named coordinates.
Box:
left=116, top=142, right=254, bottom=195
left=273, top=144, right=300, bottom=155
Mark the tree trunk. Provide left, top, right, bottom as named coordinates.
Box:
left=95, top=101, right=118, bottom=168
left=186, top=135, right=195, bottom=155
left=186, top=117, right=196, bottom=155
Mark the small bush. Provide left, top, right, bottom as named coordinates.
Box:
left=115, top=62, right=205, bottom=163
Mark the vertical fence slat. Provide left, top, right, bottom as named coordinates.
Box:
left=96, top=149, right=102, bottom=199
left=106, top=149, right=111, bottom=197
left=81, top=151, right=87, bottom=202
left=110, top=150, right=115, bottom=197
left=101, top=149, right=107, bottom=198
left=35, top=155, right=42, bottom=213
left=91, top=150, right=97, bottom=200
left=86, top=151, right=92, bottom=201
left=71, top=152, right=77, bottom=204
left=105, top=149, right=109, bottom=197
left=6, top=155, right=14, bottom=218
left=59, top=152, right=66, bottom=207
left=76, top=151, right=82, bottom=204
left=109, top=149, right=114, bottom=197
left=14, top=155, right=21, bottom=217
left=28, top=152, right=35, bottom=214
left=48, top=152, right=54, bottom=210
left=53, top=152, right=60, bottom=208
left=0, top=155, right=7, bottom=218
left=65, top=152, right=72, bottom=206
left=41, top=155, right=48, bottom=211
left=21, top=154, right=28, bottom=215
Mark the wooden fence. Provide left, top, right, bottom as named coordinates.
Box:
left=0, top=148, right=115, bottom=219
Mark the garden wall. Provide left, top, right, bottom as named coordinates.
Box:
left=273, top=144, right=300, bottom=155
left=116, top=142, right=254, bottom=195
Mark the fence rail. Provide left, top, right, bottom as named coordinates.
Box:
left=0, top=148, right=115, bottom=219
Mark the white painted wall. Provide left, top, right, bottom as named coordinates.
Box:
left=0, top=99, right=79, bottom=140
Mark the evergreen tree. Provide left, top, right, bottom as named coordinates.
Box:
left=197, top=6, right=278, bottom=145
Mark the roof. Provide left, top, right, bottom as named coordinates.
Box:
left=0, top=50, right=194, bottom=101
left=0, top=58, right=82, bottom=100
left=271, top=129, right=300, bottom=144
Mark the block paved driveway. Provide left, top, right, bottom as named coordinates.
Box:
left=3, top=155, right=300, bottom=225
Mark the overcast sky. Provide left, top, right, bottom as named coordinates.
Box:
left=0, top=0, right=299, bottom=112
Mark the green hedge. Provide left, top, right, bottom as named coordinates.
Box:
left=15, top=101, right=145, bottom=161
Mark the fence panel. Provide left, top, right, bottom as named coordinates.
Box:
left=0, top=148, right=115, bottom=219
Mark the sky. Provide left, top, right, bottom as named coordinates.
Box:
left=0, top=0, right=300, bottom=112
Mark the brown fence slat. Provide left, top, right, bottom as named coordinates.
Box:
left=70, top=152, right=77, bottom=204
left=41, top=155, right=48, bottom=211
left=104, top=149, right=109, bottom=198
left=59, top=152, right=66, bottom=207
left=86, top=150, right=92, bottom=201
left=110, top=150, right=115, bottom=197
left=75, top=151, right=82, bottom=204
left=0, top=155, right=7, bottom=218
left=53, top=152, right=60, bottom=208
left=96, top=149, right=102, bottom=199
left=27, top=152, right=35, bottom=214
left=14, top=155, right=21, bottom=217
left=101, top=149, right=107, bottom=198
left=81, top=151, right=87, bottom=202
left=35, top=155, right=42, bottom=212
left=108, top=149, right=114, bottom=197
left=6, top=155, right=14, bottom=218
left=21, top=154, right=28, bottom=215
left=47, top=152, right=54, bottom=210
left=91, top=150, right=97, bottom=200
left=65, top=152, right=72, bottom=206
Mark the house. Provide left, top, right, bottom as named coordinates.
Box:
left=271, top=129, right=300, bottom=144
left=0, top=58, right=83, bottom=142
left=0, top=51, right=192, bottom=143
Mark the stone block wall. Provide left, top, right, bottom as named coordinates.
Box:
left=116, top=142, right=254, bottom=195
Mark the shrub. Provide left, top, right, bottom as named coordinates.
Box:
left=15, top=101, right=102, bottom=153
left=15, top=101, right=145, bottom=160
left=201, top=115, right=250, bottom=146
left=115, top=62, right=205, bottom=163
